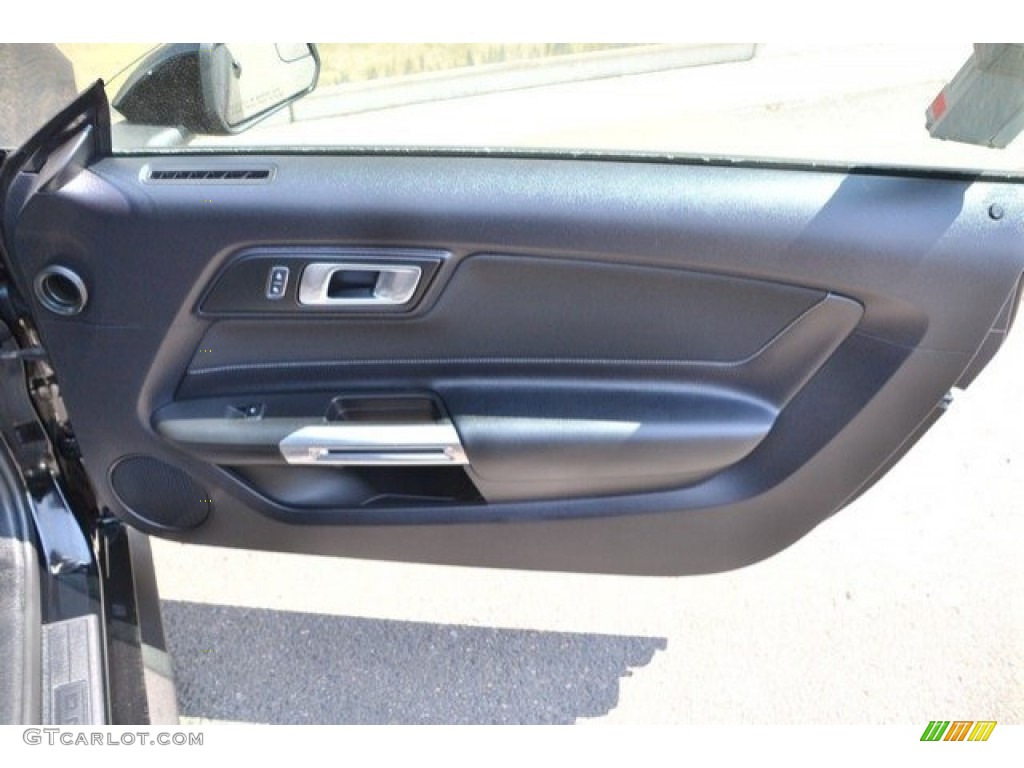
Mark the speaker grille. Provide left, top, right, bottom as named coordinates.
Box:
left=110, top=456, right=211, bottom=530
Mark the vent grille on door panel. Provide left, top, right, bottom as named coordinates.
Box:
left=146, top=168, right=273, bottom=182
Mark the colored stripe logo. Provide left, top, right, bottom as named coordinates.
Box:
left=921, top=721, right=996, bottom=741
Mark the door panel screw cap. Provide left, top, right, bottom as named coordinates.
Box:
left=989, top=203, right=1004, bottom=220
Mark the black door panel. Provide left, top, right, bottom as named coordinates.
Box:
left=191, top=253, right=825, bottom=365
left=6, top=147, right=1023, bottom=574
left=164, top=291, right=860, bottom=502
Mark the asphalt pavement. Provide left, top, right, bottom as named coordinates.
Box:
left=161, top=601, right=663, bottom=724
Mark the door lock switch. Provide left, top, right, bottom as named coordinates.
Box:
left=265, top=266, right=290, bottom=299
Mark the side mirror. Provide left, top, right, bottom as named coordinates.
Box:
left=112, top=43, right=319, bottom=135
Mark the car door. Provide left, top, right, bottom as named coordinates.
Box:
left=1, top=46, right=1023, bottom=579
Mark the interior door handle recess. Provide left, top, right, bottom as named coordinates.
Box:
left=298, top=263, right=422, bottom=306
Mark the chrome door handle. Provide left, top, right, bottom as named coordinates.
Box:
left=279, top=422, right=469, bottom=466
left=297, top=263, right=422, bottom=306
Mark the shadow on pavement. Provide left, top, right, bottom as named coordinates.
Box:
left=161, top=600, right=665, bottom=724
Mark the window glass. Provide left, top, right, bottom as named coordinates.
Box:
left=3, top=43, right=1024, bottom=174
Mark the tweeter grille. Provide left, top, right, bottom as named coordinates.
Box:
left=110, top=456, right=212, bottom=530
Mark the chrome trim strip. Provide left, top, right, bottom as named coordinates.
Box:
left=279, top=422, right=468, bottom=466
